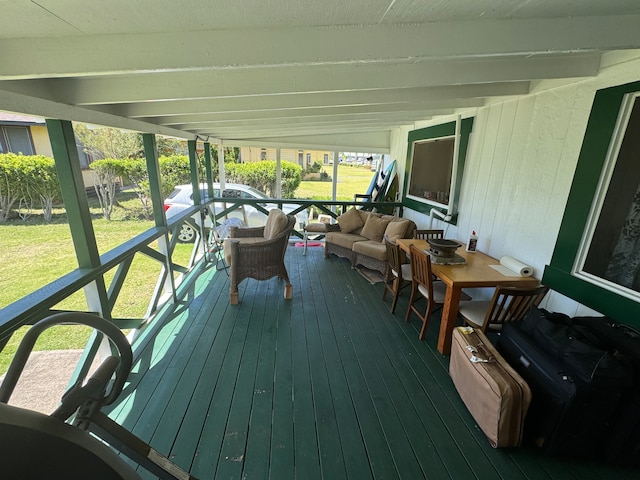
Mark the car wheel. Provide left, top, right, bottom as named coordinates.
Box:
left=177, top=223, right=196, bottom=243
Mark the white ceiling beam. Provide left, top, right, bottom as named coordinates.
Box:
left=203, top=127, right=398, bottom=143
left=169, top=110, right=450, bottom=130
left=227, top=132, right=392, bottom=152
left=225, top=133, right=392, bottom=153
left=151, top=102, right=482, bottom=125
left=1, top=54, right=594, bottom=105
left=0, top=88, right=198, bottom=140
left=105, top=88, right=492, bottom=118
left=192, top=119, right=417, bottom=137
left=0, top=16, right=637, bottom=79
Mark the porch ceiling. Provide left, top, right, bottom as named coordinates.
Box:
left=1, top=1, right=640, bottom=151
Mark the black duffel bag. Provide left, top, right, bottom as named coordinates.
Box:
left=520, top=307, right=633, bottom=390
left=570, top=316, right=640, bottom=466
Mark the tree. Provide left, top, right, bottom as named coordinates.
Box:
left=121, top=158, right=152, bottom=218
left=90, top=159, right=127, bottom=220
left=158, top=155, right=192, bottom=198
left=0, top=153, right=25, bottom=222
left=157, top=137, right=188, bottom=157
left=33, top=157, right=61, bottom=222
left=74, top=123, right=143, bottom=160
left=21, top=155, right=61, bottom=221
left=225, top=160, right=301, bottom=198
left=0, top=154, right=61, bottom=222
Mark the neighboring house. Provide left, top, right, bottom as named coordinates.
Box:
left=0, top=112, right=51, bottom=157
left=240, top=147, right=335, bottom=168
left=0, top=112, right=96, bottom=190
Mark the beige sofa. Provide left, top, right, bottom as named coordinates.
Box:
left=324, top=207, right=417, bottom=274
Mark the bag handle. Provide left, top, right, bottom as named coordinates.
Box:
left=466, top=342, right=496, bottom=363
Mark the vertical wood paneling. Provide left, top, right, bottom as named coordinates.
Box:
left=395, top=55, right=640, bottom=314
left=401, top=86, right=603, bottom=304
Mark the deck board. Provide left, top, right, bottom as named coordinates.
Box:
left=107, top=244, right=640, bottom=479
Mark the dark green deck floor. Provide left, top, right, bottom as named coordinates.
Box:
left=108, top=244, right=638, bottom=479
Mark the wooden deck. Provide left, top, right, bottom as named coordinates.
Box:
left=107, top=243, right=637, bottom=479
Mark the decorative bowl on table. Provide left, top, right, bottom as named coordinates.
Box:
left=426, top=239, right=462, bottom=259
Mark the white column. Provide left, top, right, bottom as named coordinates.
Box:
left=276, top=148, right=282, bottom=198
left=218, top=140, right=225, bottom=190
left=332, top=151, right=339, bottom=212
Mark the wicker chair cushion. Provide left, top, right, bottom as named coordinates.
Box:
left=360, top=215, right=391, bottom=242
left=352, top=239, right=386, bottom=261
left=337, top=207, right=364, bottom=234
left=223, top=237, right=265, bottom=264
left=384, top=219, right=411, bottom=242
left=264, top=209, right=289, bottom=239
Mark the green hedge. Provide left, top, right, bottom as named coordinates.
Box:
left=0, top=153, right=61, bottom=222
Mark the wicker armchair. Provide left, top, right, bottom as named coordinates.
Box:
left=225, top=209, right=296, bottom=304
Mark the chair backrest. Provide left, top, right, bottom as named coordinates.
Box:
left=482, top=285, right=550, bottom=331
left=414, top=229, right=444, bottom=240
left=384, top=235, right=404, bottom=279
left=264, top=209, right=293, bottom=239
left=409, top=244, right=435, bottom=294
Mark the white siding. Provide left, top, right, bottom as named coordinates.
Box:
left=391, top=50, right=640, bottom=315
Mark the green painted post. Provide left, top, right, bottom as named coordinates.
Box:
left=143, top=134, right=166, bottom=227
left=204, top=142, right=214, bottom=199
left=188, top=139, right=200, bottom=204
left=45, top=119, right=110, bottom=319
left=45, top=119, right=101, bottom=269
left=143, top=133, right=177, bottom=305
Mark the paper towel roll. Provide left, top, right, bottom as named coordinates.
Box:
left=500, top=256, right=533, bottom=277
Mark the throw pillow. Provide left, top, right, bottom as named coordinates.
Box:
left=337, top=207, right=364, bottom=234
left=384, top=220, right=411, bottom=242
left=264, top=209, right=288, bottom=239
left=361, top=215, right=391, bottom=243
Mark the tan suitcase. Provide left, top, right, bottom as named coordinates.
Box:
left=450, top=326, right=532, bottom=448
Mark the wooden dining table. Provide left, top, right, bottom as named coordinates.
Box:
left=396, top=238, right=539, bottom=355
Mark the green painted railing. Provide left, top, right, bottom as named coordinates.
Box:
left=0, top=197, right=402, bottom=387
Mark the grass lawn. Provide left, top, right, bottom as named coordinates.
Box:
left=296, top=164, right=375, bottom=200
left=0, top=168, right=373, bottom=374
left=0, top=195, right=193, bottom=374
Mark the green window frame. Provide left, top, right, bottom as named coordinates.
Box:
left=543, top=80, right=640, bottom=326
left=402, top=117, right=474, bottom=224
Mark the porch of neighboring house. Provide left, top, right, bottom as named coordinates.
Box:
left=105, top=244, right=636, bottom=480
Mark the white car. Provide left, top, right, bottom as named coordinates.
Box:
left=164, top=183, right=307, bottom=242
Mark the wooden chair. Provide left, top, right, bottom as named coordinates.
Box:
left=225, top=210, right=296, bottom=304
left=457, top=285, right=550, bottom=333
left=405, top=244, right=449, bottom=340
left=413, top=229, right=444, bottom=240
left=382, top=236, right=412, bottom=314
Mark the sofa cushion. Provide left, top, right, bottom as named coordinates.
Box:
left=360, top=215, right=391, bottom=243
left=326, top=231, right=367, bottom=250
left=384, top=219, right=412, bottom=242
left=264, top=208, right=288, bottom=239
left=352, top=239, right=387, bottom=261
left=337, top=207, right=364, bottom=234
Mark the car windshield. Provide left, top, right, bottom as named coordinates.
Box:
left=244, top=187, right=271, bottom=199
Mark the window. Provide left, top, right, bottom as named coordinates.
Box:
left=402, top=117, right=474, bottom=222
left=260, top=148, right=267, bottom=160
left=578, top=94, right=640, bottom=296
left=323, top=153, right=328, bottom=164
left=407, top=136, right=455, bottom=207
left=306, top=153, right=311, bottom=166
left=544, top=80, right=640, bottom=323
left=0, top=126, right=34, bottom=154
